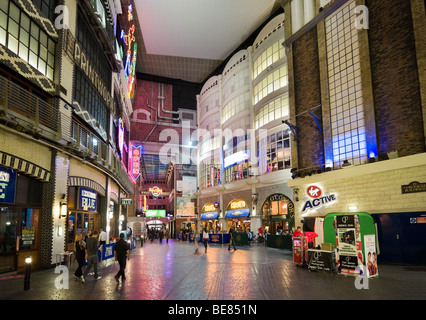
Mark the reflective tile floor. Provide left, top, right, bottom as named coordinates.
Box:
left=0, top=240, right=425, bottom=301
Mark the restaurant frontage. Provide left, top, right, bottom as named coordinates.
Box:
left=261, top=193, right=295, bottom=250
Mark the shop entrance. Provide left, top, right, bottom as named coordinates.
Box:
left=261, top=194, right=295, bottom=234
left=66, top=211, right=100, bottom=250
left=0, top=206, right=40, bottom=273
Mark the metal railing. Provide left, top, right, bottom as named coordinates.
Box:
left=0, top=75, right=59, bottom=134
left=0, top=74, right=134, bottom=193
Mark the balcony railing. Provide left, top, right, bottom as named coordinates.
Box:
left=0, top=75, right=59, bottom=137
left=0, top=74, right=134, bottom=193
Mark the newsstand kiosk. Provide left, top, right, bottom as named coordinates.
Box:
left=323, top=212, right=379, bottom=278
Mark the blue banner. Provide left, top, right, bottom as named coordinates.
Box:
left=201, top=212, right=219, bottom=220
left=102, top=243, right=115, bottom=260
left=225, top=208, right=250, bottom=218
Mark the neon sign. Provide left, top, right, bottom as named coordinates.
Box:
left=129, top=144, right=142, bottom=181
left=149, top=186, right=163, bottom=197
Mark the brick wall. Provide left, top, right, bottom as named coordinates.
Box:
left=292, top=29, right=324, bottom=169
left=367, top=0, right=425, bottom=157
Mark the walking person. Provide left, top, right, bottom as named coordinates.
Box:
left=202, top=227, right=209, bottom=253
left=81, top=230, right=102, bottom=283
left=98, top=228, right=107, bottom=267
left=165, top=228, right=170, bottom=244
left=228, top=227, right=237, bottom=251
left=114, top=233, right=130, bottom=283
left=159, top=229, right=164, bottom=244
left=73, top=234, right=86, bottom=280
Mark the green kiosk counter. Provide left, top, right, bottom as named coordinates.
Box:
left=322, top=212, right=378, bottom=278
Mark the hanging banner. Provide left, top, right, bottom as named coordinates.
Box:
left=334, top=214, right=363, bottom=276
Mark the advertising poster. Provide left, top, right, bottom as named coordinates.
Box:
left=335, top=215, right=363, bottom=276
left=364, top=234, right=379, bottom=278
left=182, top=176, right=197, bottom=198
left=176, top=197, right=195, bottom=217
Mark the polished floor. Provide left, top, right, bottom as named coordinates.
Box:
left=0, top=239, right=425, bottom=301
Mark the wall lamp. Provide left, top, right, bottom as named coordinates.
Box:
left=60, top=202, right=67, bottom=218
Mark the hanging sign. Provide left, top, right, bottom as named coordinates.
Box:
left=129, top=144, right=142, bottom=181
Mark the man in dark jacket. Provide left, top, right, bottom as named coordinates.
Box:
left=114, top=233, right=130, bottom=282
left=81, top=231, right=101, bottom=282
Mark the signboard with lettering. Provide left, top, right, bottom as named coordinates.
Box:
left=78, top=187, right=97, bottom=212
left=401, top=181, right=426, bottom=194
left=149, top=186, right=162, bottom=197
left=0, top=166, right=16, bottom=204
left=302, top=185, right=337, bottom=213
left=121, top=198, right=133, bottom=205
left=334, top=214, right=362, bottom=276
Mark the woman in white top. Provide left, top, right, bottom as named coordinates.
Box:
left=202, top=227, right=209, bottom=253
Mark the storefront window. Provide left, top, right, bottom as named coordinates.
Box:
left=20, top=208, right=39, bottom=250
left=67, top=212, right=75, bottom=245
left=0, top=207, right=39, bottom=253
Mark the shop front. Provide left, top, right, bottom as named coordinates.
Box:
left=261, top=193, right=294, bottom=234
left=66, top=185, right=102, bottom=251
left=0, top=165, right=44, bottom=273
left=260, top=194, right=294, bottom=250
left=288, top=183, right=380, bottom=275
left=224, top=199, right=251, bottom=245
left=225, top=199, right=250, bottom=231
left=200, top=202, right=220, bottom=232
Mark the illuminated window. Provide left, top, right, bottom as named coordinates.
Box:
left=253, top=65, right=288, bottom=104
left=257, top=129, right=291, bottom=175
left=222, top=91, right=251, bottom=124
left=253, top=39, right=285, bottom=80
left=0, top=1, right=55, bottom=79
left=255, top=93, right=289, bottom=129
left=326, top=1, right=366, bottom=167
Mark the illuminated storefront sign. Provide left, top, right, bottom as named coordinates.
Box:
left=149, top=186, right=162, bottom=197
left=201, top=203, right=219, bottom=220
left=302, top=185, right=337, bottom=213
left=225, top=199, right=249, bottom=219
left=146, top=209, right=166, bottom=218
left=129, top=144, right=142, bottom=181
left=120, top=4, right=137, bottom=102
left=0, top=166, right=16, bottom=204
left=78, top=187, right=97, bottom=212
